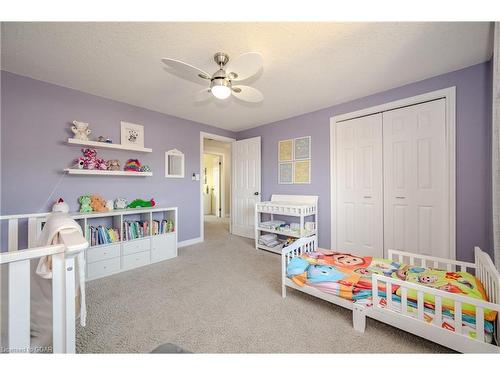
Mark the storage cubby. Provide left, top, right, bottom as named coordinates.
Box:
left=36, top=207, right=178, bottom=281
left=152, top=210, right=175, bottom=236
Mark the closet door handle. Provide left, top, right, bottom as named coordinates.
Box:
left=395, top=196, right=406, bottom=199
left=363, top=196, right=372, bottom=199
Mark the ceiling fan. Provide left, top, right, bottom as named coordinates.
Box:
left=161, top=52, right=263, bottom=103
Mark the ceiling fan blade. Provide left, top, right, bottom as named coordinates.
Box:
left=161, top=58, right=211, bottom=85
left=231, top=85, right=263, bottom=103
left=194, top=88, right=212, bottom=103
left=226, top=52, right=263, bottom=82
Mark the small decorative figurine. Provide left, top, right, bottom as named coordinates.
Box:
left=106, top=199, right=114, bottom=211
left=139, top=165, right=151, bottom=173
left=106, top=159, right=121, bottom=171
left=79, top=195, right=92, bottom=213
left=90, top=194, right=108, bottom=212
left=105, top=138, right=113, bottom=143
left=114, top=197, right=128, bottom=210
left=97, top=136, right=106, bottom=142
left=71, top=121, right=92, bottom=141
left=52, top=198, right=70, bottom=213
left=127, top=198, right=156, bottom=209
left=124, top=159, right=141, bottom=172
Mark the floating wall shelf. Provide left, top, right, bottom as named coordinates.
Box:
left=64, top=168, right=153, bottom=177
left=67, top=138, right=152, bottom=153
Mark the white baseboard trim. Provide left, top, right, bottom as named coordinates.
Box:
left=178, top=237, right=203, bottom=248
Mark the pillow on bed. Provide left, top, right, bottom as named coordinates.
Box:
left=395, top=268, right=496, bottom=321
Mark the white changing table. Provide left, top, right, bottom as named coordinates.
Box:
left=255, top=194, right=318, bottom=253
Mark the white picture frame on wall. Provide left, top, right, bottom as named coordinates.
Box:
left=121, top=121, right=145, bottom=149
left=294, top=136, right=311, bottom=160
left=278, top=162, right=294, bottom=184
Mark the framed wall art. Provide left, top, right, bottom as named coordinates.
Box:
left=121, top=121, right=145, bottom=149
left=278, top=139, right=294, bottom=162
left=278, top=162, right=294, bottom=184
left=277, top=136, right=311, bottom=184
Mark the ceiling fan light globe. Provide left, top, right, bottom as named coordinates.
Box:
left=210, top=78, right=232, bottom=100
left=211, top=85, right=231, bottom=99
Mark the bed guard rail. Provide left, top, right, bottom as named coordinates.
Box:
left=0, top=213, right=88, bottom=353
left=370, top=272, right=500, bottom=347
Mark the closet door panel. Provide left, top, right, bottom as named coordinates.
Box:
left=336, top=113, right=383, bottom=257
left=383, top=99, right=447, bottom=257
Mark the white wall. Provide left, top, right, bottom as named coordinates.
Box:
left=203, top=139, right=231, bottom=217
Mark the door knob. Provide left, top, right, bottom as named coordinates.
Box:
left=363, top=196, right=372, bottom=199
left=395, top=196, right=406, bottom=199
left=254, top=192, right=259, bottom=196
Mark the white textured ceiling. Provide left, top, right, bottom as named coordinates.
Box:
left=1, top=22, right=493, bottom=131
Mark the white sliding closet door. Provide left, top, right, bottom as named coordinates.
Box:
left=383, top=99, right=448, bottom=258
left=336, top=113, right=384, bottom=257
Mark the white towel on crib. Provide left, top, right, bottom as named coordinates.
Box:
left=31, top=212, right=87, bottom=349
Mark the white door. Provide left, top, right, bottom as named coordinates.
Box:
left=232, top=137, right=261, bottom=238
left=336, top=113, right=384, bottom=257
left=383, top=99, right=448, bottom=258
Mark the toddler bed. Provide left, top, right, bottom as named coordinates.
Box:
left=281, top=236, right=500, bottom=353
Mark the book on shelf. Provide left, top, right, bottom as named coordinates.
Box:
left=86, top=225, right=120, bottom=246
left=152, top=219, right=175, bottom=235
left=122, top=220, right=150, bottom=240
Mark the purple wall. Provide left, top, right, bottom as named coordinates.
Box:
left=0, top=71, right=236, bottom=242
left=238, top=62, right=493, bottom=262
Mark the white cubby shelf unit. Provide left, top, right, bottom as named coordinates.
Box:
left=37, top=207, right=177, bottom=281
left=255, top=194, right=318, bottom=254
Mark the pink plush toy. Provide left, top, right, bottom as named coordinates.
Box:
left=82, top=148, right=98, bottom=170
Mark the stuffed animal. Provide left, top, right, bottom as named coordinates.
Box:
left=79, top=195, right=92, bottom=213
left=127, top=198, right=156, bottom=209
left=73, top=157, right=85, bottom=169
left=124, top=159, right=141, bottom=172
left=114, top=197, right=128, bottom=209
left=90, top=194, right=108, bottom=212
left=71, top=121, right=92, bottom=141
left=82, top=148, right=97, bottom=169
left=106, top=159, right=121, bottom=171
left=139, top=165, right=151, bottom=172
left=106, top=200, right=114, bottom=211
left=95, top=157, right=107, bottom=170
left=52, top=198, right=70, bottom=213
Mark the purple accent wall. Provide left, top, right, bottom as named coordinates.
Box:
left=238, top=62, right=493, bottom=262
left=0, top=71, right=236, bottom=242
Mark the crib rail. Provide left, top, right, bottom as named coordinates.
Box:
left=0, top=213, right=88, bottom=353
left=371, top=273, right=500, bottom=346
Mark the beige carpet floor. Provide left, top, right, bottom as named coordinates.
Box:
left=76, top=216, right=452, bottom=353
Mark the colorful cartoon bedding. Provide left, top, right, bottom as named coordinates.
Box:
left=286, top=249, right=496, bottom=323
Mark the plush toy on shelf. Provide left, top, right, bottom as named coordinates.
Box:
left=106, top=200, right=114, bottom=211
left=106, top=159, right=121, bottom=171
left=71, top=121, right=92, bottom=141
left=114, top=197, right=128, bottom=210
left=72, top=148, right=107, bottom=170
left=90, top=194, right=108, bottom=212
left=139, top=165, right=151, bottom=173
left=79, top=195, right=92, bottom=213
left=127, top=198, right=156, bottom=209
left=124, top=159, right=141, bottom=172
left=52, top=198, right=70, bottom=213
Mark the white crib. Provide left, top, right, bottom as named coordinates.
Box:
left=0, top=212, right=88, bottom=353
left=281, top=236, right=500, bottom=353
